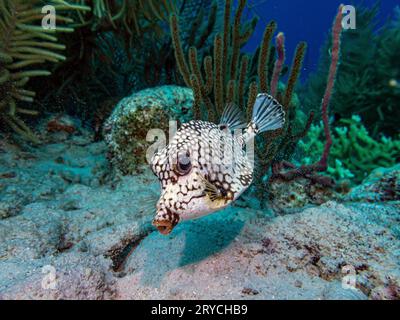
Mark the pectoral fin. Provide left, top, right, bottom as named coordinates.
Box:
left=197, top=173, right=234, bottom=207
left=199, top=174, right=222, bottom=201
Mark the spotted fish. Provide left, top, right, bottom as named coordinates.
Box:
left=151, top=94, right=285, bottom=235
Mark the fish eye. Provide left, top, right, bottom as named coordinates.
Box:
left=176, top=151, right=192, bottom=175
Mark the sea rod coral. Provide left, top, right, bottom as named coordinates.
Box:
left=270, top=5, right=344, bottom=187
left=303, top=5, right=400, bottom=138
left=171, top=1, right=344, bottom=202
left=170, top=0, right=313, bottom=202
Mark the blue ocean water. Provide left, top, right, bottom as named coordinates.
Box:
left=243, top=0, right=399, bottom=78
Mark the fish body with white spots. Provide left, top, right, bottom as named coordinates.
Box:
left=151, top=94, right=285, bottom=235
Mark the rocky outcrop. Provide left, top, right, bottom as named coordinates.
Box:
left=114, top=201, right=398, bottom=300
left=104, top=86, right=193, bottom=175
left=345, top=164, right=400, bottom=202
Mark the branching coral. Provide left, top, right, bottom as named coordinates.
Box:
left=270, top=5, right=344, bottom=188
left=13, top=0, right=184, bottom=133
left=171, top=0, right=317, bottom=202
left=74, top=0, right=181, bottom=45
left=170, top=0, right=265, bottom=121
left=299, top=116, right=400, bottom=184
left=170, top=0, right=307, bottom=123
left=0, top=0, right=90, bottom=142
left=303, top=5, right=400, bottom=138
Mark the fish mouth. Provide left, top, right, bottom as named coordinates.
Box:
left=152, top=208, right=180, bottom=235
left=152, top=219, right=174, bottom=235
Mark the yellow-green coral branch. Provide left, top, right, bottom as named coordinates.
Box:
left=7, top=59, right=46, bottom=69
left=11, top=70, right=51, bottom=79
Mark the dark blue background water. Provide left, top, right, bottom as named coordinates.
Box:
left=243, top=0, right=399, bottom=79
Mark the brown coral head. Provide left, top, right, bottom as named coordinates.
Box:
left=152, top=209, right=180, bottom=235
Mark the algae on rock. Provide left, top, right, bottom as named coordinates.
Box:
left=345, top=164, right=400, bottom=203
left=104, top=86, right=193, bottom=174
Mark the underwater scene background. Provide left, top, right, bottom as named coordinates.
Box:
left=0, top=0, right=399, bottom=300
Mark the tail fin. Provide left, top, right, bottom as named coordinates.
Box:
left=249, top=93, right=285, bottom=135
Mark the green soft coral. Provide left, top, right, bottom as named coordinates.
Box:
left=299, top=115, right=400, bottom=184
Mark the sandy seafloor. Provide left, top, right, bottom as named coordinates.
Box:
left=0, top=116, right=399, bottom=300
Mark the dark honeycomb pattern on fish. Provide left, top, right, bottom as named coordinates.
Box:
left=151, top=120, right=253, bottom=224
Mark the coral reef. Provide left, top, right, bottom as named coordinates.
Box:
left=170, top=0, right=322, bottom=203
left=170, top=0, right=275, bottom=121
left=0, top=0, right=90, bottom=142
left=0, top=0, right=186, bottom=141
left=0, top=0, right=398, bottom=302
left=269, top=5, right=344, bottom=193
left=29, top=1, right=217, bottom=135
left=30, top=0, right=180, bottom=115
left=299, top=116, right=400, bottom=184
left=269, top=161, right=400, bottom=215
left=104, top=86, right=193, bottom=174
left=303, top=5, right=400, bottom=138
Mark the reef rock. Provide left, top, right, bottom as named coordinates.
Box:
left=104, top=86, right=193, bottom=175
left=0, top=252, right=114, bottom=300
left=1, top=126, right=399, bottom=300
left=345, top=164, right=400, bottom=202
left=268, top=178, right=339, bottom=215
left=36, top=114, right=93, bottom=144
left=115, top=201, right=398, bottom=300
left=268, top=164, right=400, bottom=215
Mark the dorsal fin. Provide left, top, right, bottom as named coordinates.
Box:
left=219, top=103, right=246, bottom=130
left=250, top=93, right=285, bottom=133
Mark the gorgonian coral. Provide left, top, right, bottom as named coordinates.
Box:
left=0, top=0, right=183, bottom=141
left=170, top=0, right=316, bottom=203
left=303, top=5, right=400, bottom=138
left=0, top=0, right=90, bottom=142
